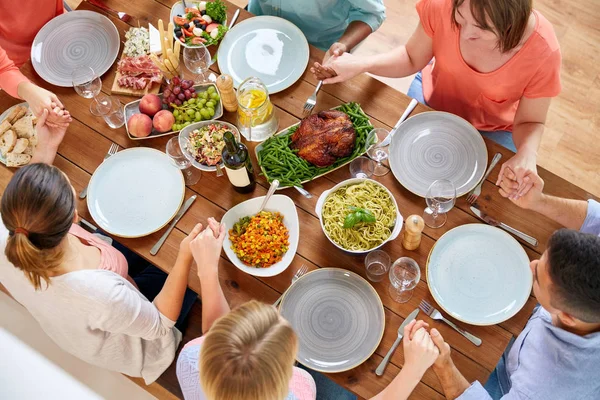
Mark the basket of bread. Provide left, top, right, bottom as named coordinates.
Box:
left=0, top=104, right=37, bottom=167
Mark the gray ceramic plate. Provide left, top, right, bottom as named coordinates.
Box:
left=389, top=112, right=488, bottom=197
left=279, top=268, right=385, bottom=373
left=31, top=11, right=120, bottom=87
left=217, top=16, right=309, bottom=94
left=427, top=224, right=532, bottom=325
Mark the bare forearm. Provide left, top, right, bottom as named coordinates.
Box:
left=338, top=21, right=372, bottom=52
left=199, top=272, right=230, bottom=333
left=154, top=254, right=192, bottom=321
left=512, top=122, right=544, bottom=156
left=364, top=46, right=424, bottom=78
left=532, top=195, right=588, bottom=230
left=370, top=366, right=423, bottom=400
left=31, top=144, right=59, bottom=165
left=433, top=362, right=471, bottom=400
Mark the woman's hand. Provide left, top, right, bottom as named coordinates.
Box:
left=30, top=108, right=72, bottom=164
left=178, top=223, right=204, bottom=262
left=496, top=150, right=537, bottom=198
left=402, top=320, right=439, bottom=378
left=311, top=52, right=366, bottom=84
left=18, top=82, right=70, bottom=127
left=190, top=221, right=226, bottom=279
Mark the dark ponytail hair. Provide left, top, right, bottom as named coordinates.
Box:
left=2, top=163, right=76, bottom=290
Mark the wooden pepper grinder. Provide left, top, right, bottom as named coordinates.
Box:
left=402, top=215, right=425, bottom=250
left=216, top=74, right=238, bottom=113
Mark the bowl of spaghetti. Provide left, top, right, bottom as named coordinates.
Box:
left=222, top=194, right=299, bottom=277
left=315, top=178, right=402, bottom=254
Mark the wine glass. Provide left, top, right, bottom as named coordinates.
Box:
left=166, top=137, right=202, bottom=185
left=388, top=257, right=420, bottom=303
left=72, top=66, right=111, bottom=116
left=183, top=44, right=211, bottom=84
left=349, top=156, right=375, bottom=178
left=367, top=128, right=390, bottom=176
left=423, top=179, right=456, bottom=228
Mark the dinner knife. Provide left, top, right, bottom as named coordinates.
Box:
left=150, top=195, right=197, bottom=256
left=375, top=308, right=419, bottom=376
left=378, top=98, right=419, bottom=148
left=470, top=206, right=538, bottom=247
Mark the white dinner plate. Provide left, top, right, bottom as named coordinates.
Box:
left=217, top=16, right=309, bottom=94
left=427, top=224, right=532, bottom=325
left=87, top=148, right=185, bottom=238
left=389, top=112, right=488, bottom=197
left=280, top=268, right=385, bottom=372
left=31, top=11, right=120, bottom=87
left=221, top=195, right=299, bottom=277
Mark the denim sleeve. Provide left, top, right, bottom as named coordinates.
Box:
left=347, top=0, right=386, bottom=32
left=580, top=200, right=600, bottom=236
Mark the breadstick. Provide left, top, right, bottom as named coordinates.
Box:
left=173, top=39, right=181, bottom=60
left=158, top=19, right=166, bottom=56
left=167, top=22, right=174, bottom=51
left=167, top=48, right=179, bottom=70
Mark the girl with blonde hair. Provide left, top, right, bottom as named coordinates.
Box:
left=177, top=220, right=442, bottom=400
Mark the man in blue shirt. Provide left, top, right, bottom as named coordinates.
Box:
left=248, top=0, right=385, bottom=62
left=426, top=173, right=600, bottom=399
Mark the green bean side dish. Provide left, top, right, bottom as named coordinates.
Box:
left=257, top=103, right=376, bottom=188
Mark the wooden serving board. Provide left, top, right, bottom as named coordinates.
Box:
left=110, top=52, right=162, bottom=97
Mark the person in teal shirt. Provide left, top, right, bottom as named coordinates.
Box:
left=248, top=0, right=385, bottom=62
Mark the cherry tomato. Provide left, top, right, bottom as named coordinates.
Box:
left=173, top=16, right=187, bottom=26
left=191, top=37, right=207, bottom=45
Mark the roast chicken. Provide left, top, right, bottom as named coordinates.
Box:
left=290, top=110, right=356, bottom=167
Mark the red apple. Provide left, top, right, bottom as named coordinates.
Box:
left=139, top=94, right=162, bottom=117
left=128, top=114, right=153, bottom=138
left=153, top=110, right=175, bottom=133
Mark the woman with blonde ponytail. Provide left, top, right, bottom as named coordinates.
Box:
left=0, top=161, right=216, bottom=384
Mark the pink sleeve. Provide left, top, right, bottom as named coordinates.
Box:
left=523, top=48, right=562, bottom=98
left=289, top=367, right=317, bottom=400
left=416, top=0, right=443, bottom=38
left=0, top=45, right=29, bottom=98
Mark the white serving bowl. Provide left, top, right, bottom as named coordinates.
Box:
left=221, top=195, right=299, bottom=277
left=315, top=178, right=403, bottom=254
left=169, top=1, right=228, bottom=49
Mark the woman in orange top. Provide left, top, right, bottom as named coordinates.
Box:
left=0, top=0, right=71, bottom=126
left=312, top=0, right=561, bottom=198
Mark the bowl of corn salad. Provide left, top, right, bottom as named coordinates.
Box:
left=221, top=194, right=299, bottom=277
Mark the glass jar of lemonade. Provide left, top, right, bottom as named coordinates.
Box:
left=236, top=77, right=278, bottom=142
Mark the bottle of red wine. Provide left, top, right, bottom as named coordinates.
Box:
left=222, top=131, right=256, bottom=193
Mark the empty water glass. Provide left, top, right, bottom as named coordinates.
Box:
left=100, top=97, right=125, bottom=129
left=365, top=250, right=391, bottom=282
left=349, top=156, right=375, bottom=179
left=72, top=66, right=110, bottom=116
left=388, top=257, right=420, bottom=303
left=183, top=44, right=211, bottom=84
left=424, top=179, right=457, bottom=228
left=367, top=128, right=390, bottom=176
left=166, top=137, right=201, bottom=185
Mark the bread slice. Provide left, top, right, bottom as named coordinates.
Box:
left=12, top=138, right=29, bottom=154
left=1, top=130, right=17, bottom=156
left=28, top=135, right=38, bottom=147
left=23, top=145, right=35, bottom=156
left=6, top=106, right=28, bottom=124
left=6, top=153, right=31, bottom=167
left=0, top=120, right=11, bottom=135
left=11, top=114, right=34, bottom=138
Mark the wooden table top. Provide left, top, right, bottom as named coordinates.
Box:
left=0, top=1, right=597, bottom=399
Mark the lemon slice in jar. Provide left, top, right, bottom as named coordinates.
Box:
left=238, top=89, right=273, bottom=127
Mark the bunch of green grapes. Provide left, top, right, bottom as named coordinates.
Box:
left=171, top=86, right=221, bottom=131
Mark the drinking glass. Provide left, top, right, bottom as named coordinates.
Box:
left=423, top=179, right=456, bottom=228
left=100, top=97, right=125, bottom=129
left=367, top=128, right=390, bottom=176
left=166, top=137, right=202, bottom=185
left=388, top=257, right=420, bottom=303
left=349, top=156, right=375, bottom=179
left=72, top=66, right=110, bottom=116
left=365, top=250, right=391, bottom=282
left=183, top=45, right=211, bottom=84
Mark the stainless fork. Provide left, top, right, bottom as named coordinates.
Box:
left=273, top=264, right=308, bottom=307
left=419, top=299, right=482, bottom=346
left=466, top=152, right=502, bottom=204
left=302, top=81, right=323, bottom=116
left=79, top=143, right=119, bottom=199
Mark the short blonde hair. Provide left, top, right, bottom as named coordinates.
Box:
left=200, top=300, right=298, bottom=400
